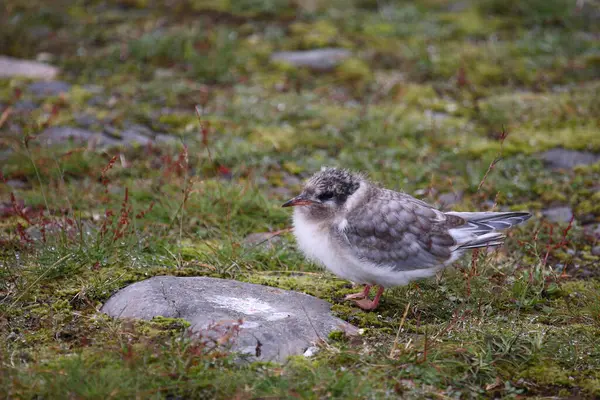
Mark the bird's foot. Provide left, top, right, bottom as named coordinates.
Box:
left=353, top=286, right=385, bottom=311
left=353, top=298, right=380, bottom=310
left=344, top=285, right=371, bottom=301
left=344, top=292, right=367, bottom=300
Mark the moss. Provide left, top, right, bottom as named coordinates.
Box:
left=66, top=85, right=93, bottom=105
left=149, top=316, right=191, bottom=331
left=185, top=0, right=230, bottom=13
left=575, top=191, right=600, bottom=216
left=289, top=20, right=347, bottom=49
left=336, top=58, right=372, bottom=84
left=328, top=330, right=347, bottom=341
left=462, top=124, right=600, bottom=158
left=362, top=22, right=396, bottom=37
left=158, top=113, right=197, bottom=130
left=248, top=124, right=298, bottom=152
left=438, top=8, right=500, bottom=39
left=469, top=62, right=507, bottom=86
left=330, top=304, right=390, bottom=329
left=582, top=379, right=600, bottom=396
left=281, top=161, right=305, bottom=175
left=243, top=273, right=348, bottom=301
left=520, top=363, right=572, bottom=386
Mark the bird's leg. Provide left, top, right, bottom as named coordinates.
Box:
left=354, top=286, right=385, bottom=311
left=344, top=284, right=371, bottom=300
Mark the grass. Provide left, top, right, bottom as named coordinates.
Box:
left=1, top=0, right=600, bottom=398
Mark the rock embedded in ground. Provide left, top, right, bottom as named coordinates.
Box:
left=101, top=276, right=357, bottom=362
left=36, top=126, right=118, bottom=148
left=13, top=100, right=38, bottom=112
left=584, top=223, right=600, bottom=239
left=270, top=48, right=352, bottom=71
left=27, top=81, right=72, bottom=97
left=26, top=220, right=96, bottom=241
left=0, top=56, right=60, bottom=80
left=6, top=179, right=28, bottom=189
left=36, top=125, right=176, bottom=149
left=437, top=191, right=463, bottom=209
left=74, top=113, right=100, bottom=129
left=542, top=206, right=574, bottom=223
left=539, top=148, right=600, bottom=170
left=243, top=232, right=283, bottom=250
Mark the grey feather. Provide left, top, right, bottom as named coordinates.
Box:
left=336, top=191, right=532, bottom=270
left=446, top=212, right=532, bottom=250
left=335, top=188, right=464, bottom=271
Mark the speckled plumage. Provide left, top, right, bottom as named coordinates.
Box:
left=338, top=187, right=463, bottom=271
left=283, top=167, right=532, bottom=310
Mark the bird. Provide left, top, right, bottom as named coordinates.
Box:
left=282, top=167, right=531, bottom=311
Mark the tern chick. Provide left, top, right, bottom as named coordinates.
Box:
left=282, top=167, right=531, bottom=310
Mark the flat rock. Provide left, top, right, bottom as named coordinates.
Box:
left=437, top=191, right=463, bottom=209
left=539, top=148, right=600, bottom=170
left=0, top=150, right=12, bottom=162
left=36, top=126, right=118, bottom=148
left=542, top=206, right=574, bottom=223
left=6, top=179, right=28, bottom=189
left=446, top=1, right=470, bottom=12
left=74, top=113, right=100, bottom=128
left=243, top=232, right=283, bottom=250
left=28, top=81, right=72, bottom=96
left=26, top=220, right=96, bottom=241
left=101, top=276, right=357, bottom=362
left=584, top=223, right=600, bottom=239
left=36, top=126, right=176, bottom=149
left=13, top=100, right=38, bottom=112
left=270, top=48, right=351, bottom=71
left=0, top=56, right=59, bottom=80
left=104, top=124, right=153, bottom=146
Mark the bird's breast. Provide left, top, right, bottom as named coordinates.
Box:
left=292, top=210, right=352, bottom=277
left=292, top=210, right=331, bottom=261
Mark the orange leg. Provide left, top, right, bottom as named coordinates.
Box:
left=354, top=286, right=385, bottom=311
left=344, top=284, right=371, bottom=301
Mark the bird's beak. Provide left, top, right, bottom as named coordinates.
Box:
left=282, top=194, right=316, bottom=207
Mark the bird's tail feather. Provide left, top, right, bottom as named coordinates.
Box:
left=446, top=211, right=531, bottom=250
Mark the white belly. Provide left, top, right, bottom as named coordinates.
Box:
left=292, top=209, right=354, bottom=280
left=292, top=210, right=441, bottom=287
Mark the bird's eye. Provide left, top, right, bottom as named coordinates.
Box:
left=318, top=192, right=334, bottom=201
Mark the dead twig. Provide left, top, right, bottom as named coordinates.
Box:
left=477, top=126, right=508, bottom=193
left=389, top=302, right=411, bottom=358
left=0, top=106, right=12, bottom=129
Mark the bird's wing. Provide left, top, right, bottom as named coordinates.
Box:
left=336, top=190, right=465, bottom=271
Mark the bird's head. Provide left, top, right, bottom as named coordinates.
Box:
left=282, top=167, right=363, bottom=218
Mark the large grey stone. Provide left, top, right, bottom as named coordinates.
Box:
left=542, top=206, right=574, bottom=223
left=36, top=125, right=177, bottom=149
left=270, top=48, right=351, bottom=71
left=437, top=191, right=463, bottom=209
left=243, top=232, right=283, bottom=250
left=13, top=100, right=38, bottom=112
left=104, top=124, right=154, bottom=146
left=584, top=223, right=600, bottom=239
left=28, top=81, right=72, bottom=96
left=539, top=148, right=600, bottom=170
left=101, top=276, right=357, bottom=362
left=0, top=56, right=59, bottom=80
left=74, top=113, right=100, bottom=128
left=36, top=126, right=119, bottom=148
